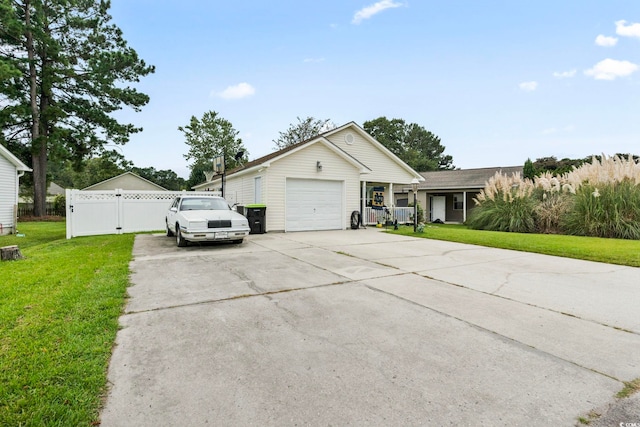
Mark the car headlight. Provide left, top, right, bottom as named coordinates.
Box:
left=233, top=219, right=249, bottom=227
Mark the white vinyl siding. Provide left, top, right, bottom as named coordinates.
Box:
left=0, top=154, right=18, bottom=234
left=264, top=142, right=360, bottom=232
left=286, top=179, right=343, bottom=231
left=224, top=171, right=264, bottom=207
left=326, top=128, right=417, bottom=184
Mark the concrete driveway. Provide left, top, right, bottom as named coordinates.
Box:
left=100, top=228, right=640, bottom=426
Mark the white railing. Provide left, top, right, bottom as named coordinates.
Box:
left=364, top=207, right=413, bottom=225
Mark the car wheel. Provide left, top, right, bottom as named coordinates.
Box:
left=176, top=225, right=187, bottom=247
left=166, top=220, right=174, bottom=237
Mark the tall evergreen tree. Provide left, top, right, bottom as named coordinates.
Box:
left=523, top=158, right=536, bottom=179
left=0, top=0, right=154, bottom=215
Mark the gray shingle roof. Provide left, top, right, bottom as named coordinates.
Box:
left=416, top=166, right=523, bottom=190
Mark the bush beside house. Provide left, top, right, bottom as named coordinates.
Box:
left=468, top=155, right=640, bottom=240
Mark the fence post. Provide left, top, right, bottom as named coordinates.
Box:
left=65, top=189, right=73, bottom=239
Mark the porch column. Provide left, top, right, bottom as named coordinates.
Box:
left=361, top=180, right=367, bottom=226
left=388, top=182, right=394, bottom=208
left=463, top=190, right=467, bottom=223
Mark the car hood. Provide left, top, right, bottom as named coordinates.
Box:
left=180, top=210, right=245, bottom=222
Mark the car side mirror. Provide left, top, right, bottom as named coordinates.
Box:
left=170, top=207, right=177, bottom=212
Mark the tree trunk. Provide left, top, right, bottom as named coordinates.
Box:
left=32, top=143, right=47, bottom=216
left=24, top=0, right=46, bottom=217
left=1, top=246, right=25, bottom=261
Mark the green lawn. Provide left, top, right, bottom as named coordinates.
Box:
left=0, top=222, right=134, bottom=426
left=389, top=224, right=640, bottom=267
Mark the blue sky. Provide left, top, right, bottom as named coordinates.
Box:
left=109, top=1, right=640, bottom=179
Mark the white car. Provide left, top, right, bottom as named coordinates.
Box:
left=166, top=195, right=250, bottom=247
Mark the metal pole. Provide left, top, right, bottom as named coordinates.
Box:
left=413, top=191, right=417, bottom=232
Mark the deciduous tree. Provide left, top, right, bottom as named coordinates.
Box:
left=178, top=110, right=248, bottom=186
left=273, top=116, right=334, bottom=150
left=363, top=117, right=453, bottom=171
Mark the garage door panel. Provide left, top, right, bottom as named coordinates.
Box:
left=286, top=179, right=343, bottom=232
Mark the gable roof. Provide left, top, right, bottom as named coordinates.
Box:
left=322, top=121, right=424, bottom=181
left=194, top=127, right=372, bottom=188
left=193, top=122, right=423, bottom=188
left=415, top=166, right=524, bottom=191
left=0, top=144, right=32, bottom=172
left=82, top=171, right=168, bottom=191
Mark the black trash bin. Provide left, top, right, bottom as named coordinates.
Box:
left=244, top=204, right=266, bottom=234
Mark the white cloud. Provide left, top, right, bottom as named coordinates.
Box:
left=352, top=0, right=403, bottom=25
left=584, top=58, right=639, bottom=80
left=519, top=81, right=538, bottom=92
left=615, top=20, right=640, bottom=38
left=303, top=57, right=325, bottom=63
left=553, top=69, right=577, bottom=78
left=542, top=125, right=575, bottom=135
left=595, top=34, right=618, bottom=47
left=214, top=82, right=256, bottom=100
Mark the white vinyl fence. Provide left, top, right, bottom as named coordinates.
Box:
left=65, top=189, right=221, bottom=239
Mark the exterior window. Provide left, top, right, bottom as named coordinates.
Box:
left=254, top=176, right=262, bottom=204
left=453, top=193, right=464, bottom=210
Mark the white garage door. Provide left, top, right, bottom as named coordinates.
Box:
left=286, top=179, right=343, bottom=232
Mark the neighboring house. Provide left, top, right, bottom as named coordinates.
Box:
left=0, top=145, right=32, bottom=235
left=395, top=166, right=523, bottom=223
left=82, top=172, right=168, bottom=191
left=193, top=122, right=424, bottom=232
left=47, top=182, right=65, bottom=198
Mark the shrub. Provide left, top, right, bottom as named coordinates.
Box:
left=563, top=181, right=640, bottom=239
left=53, top=194, right=66, bottom=215
left=533, top=192, right=573, bottom=234
left=470, top=155, right=640, bottom=239
left=468, top=172, right=537, bottom=233
left=408, top=201, right=424, bottom=223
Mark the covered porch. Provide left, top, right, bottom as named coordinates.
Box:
left=360, top=181, right=416, bottom=226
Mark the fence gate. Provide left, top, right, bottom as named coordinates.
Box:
left=65, top=189, right=220, bottom=239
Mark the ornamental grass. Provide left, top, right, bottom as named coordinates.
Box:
left=468, top=155, right=640, bottom=239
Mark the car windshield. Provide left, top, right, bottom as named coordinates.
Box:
left=179, top=198, right=229, bottom=211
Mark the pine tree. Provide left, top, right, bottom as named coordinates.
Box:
left=0, top=0, right=154, bottom=215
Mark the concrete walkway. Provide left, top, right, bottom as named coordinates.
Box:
left=100, top=228, right=640, bottom=426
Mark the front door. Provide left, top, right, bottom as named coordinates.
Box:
left=431, top=196, right=446, bottom=222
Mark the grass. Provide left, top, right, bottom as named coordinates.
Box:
left=0, top=222, right=134, bottom=426
left=617, top=378, right=640, bottom=398
left=389, top=224, right=640, bottom=267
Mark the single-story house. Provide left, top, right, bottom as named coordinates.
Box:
left=82, top=172, right=168, bottom=191
left=394, top=166, right=523, bottom=223
left=0, top=145, right=32, bottom=235
left=193, top=122, right=424, bottom=232
left=47, top=182, right=65, bottom=197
